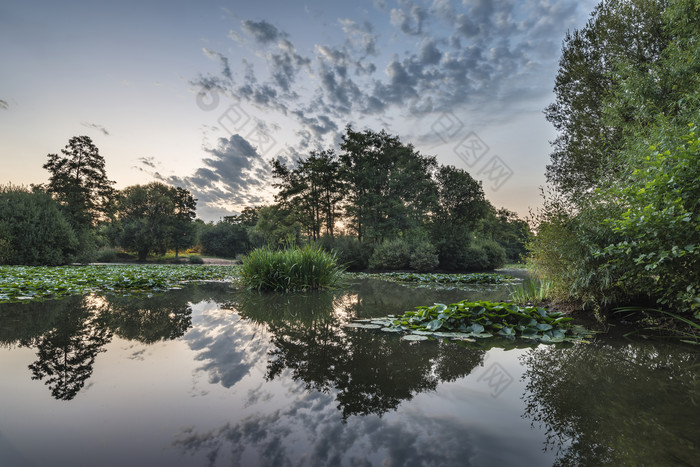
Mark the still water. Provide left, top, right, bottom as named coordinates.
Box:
left=0, top=277, right=698, bottom=466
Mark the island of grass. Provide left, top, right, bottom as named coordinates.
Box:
left=240, top=245, right=345, bottom=292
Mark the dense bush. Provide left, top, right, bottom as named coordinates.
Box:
left=188, top=255, right=204, bottom=264
left=95, top=248, right=119, bottom=263
left=317, top=235, right=373, bottom=270
left=369, top=238, right=412, bottom=270
left=240, top=244, right=345, bottom=292
left=409, top=241, right=439, bottom=272
left=436, top=234, right=505, bottom=271
left=199, top=221, right=250, bottom=258
left=0, top=186, right=78, bottom=265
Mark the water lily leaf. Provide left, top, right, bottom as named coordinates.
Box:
left=402, top=334, right=429, bottom=341
left=426, top=319, right=444, bottom=331
left=380, top=327, right=402, bottom=333
left=345, top=323, right=382, bottom=329
left=537, top=323, right=553, bottom=331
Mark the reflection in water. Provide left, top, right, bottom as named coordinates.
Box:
left=227, top=287, right=486, bottom=419
left=521, top=341, right=700, bottom=466
left=0, top=284, right=230, bottom=400
left=28, top=295, right=112, bottom=401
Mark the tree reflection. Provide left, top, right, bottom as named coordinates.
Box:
left=229, top=289, right=486, bottom=419
left=28, top=295, right=112, bottom=401
left=0, top=283, right=231, bottom=401
left=520, top=341, right=700, bottom=466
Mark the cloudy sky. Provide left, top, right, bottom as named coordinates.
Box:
left=1, top=0, right=597, bottom=221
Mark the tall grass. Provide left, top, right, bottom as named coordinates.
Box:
left=240, top=244, right=345, bottom=292
left=509, top=277, right=552, bottom=306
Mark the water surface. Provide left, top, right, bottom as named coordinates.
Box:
left=0, top=278, right=698, bottom=466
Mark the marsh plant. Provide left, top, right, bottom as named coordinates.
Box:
left=240, top=244, right=345, bottom=292
left=509, top=277, right=553, bottom=306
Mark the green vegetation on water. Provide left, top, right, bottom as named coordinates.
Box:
left=0, top=265, right=239, bottom=303
left=240, top=244, right=345, bottom=292
left=348, top=272, right=517, bottom=287
left=349, top=300, right=592, bottom=343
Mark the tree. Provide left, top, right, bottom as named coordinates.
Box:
left=340, top=126, right=437, bottom=243
left=43, top=136, right=115, bottom=229
left=113, top=182, right=197, bottom=260
left=249, top=205, right=301, bottom=247
left=272, top=150, right=345, bottom=240
left=0, top=185, right=78, bottom=265
left=544, top=0, right=667, bottom=197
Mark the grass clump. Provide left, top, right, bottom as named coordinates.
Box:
left=509, top=277, right=553, bottom=306
left=240, top=244, right=345, bottom=292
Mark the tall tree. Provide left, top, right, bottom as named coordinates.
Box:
left=43, top=136, right=115, bottom=228
left=340, top=126, right=437, bottom=243
left=113, top=182, right=197, bottom=260
left=272, top=150, right=344, bottom=240
left=544, top=0, right=667, bottom=197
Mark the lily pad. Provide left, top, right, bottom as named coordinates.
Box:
left=401, top=334, right=429, bottom=341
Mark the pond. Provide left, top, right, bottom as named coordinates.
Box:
left=0, top=275, right=698, bottom=466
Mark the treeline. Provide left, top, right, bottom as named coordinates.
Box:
left=200, top=126, right=530, bottom=271
left=532, top=0, right=699, bottom=316
left=1, top=136, right=197, bottom=264
left=1, top=129, right=529, bottom=270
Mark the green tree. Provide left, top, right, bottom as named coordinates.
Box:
left=0, top=185, right=78, bottom=265
left=249, top=204, right=301, bottom=247
left=544, top=0, right=667, bottom=197
left=43, top=136, right=115, bottom=229
left=340, top=126, right=437, bottom=243
left=113, top=182, right=197, bottom=260
left=272, top=150, right=344, bottom=240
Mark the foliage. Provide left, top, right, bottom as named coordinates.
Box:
left=341, top=126, right=438, bottom=243
left=316, top=235, right=374, bottom=271
left=199, top=220, right=251, bottom=258
left=95, top=248, right=119, bottom=263
left=43, top=135, right=115, bottom=229
left=249, top=205, right=301, bottom=248
left=615, top=306, right=700, bottom=344
left=544, top=0, right=667, bottom=196
left=188, top=255, right=204, bottom=264
left=112, top=182, right=197, bottom=260
left=0, top=264, right=239, bottom=303
left=477, top=206, right=531, bottom=263
left=409, top=241, right=439, bottom=272
left=431, top=165, right=488, bottom=260
left=509, top=277, right=553, bottom=306
left=272, top=149, right=345, bottom=240
left=352, top=301, right=592, bottom=343
left=368, top=238, right=412, bottom=270
left=593, top=130, right=700, bottom=315
left=0, top=185, right=78, bottom=265
left=240, top=244, right=345, bottom=292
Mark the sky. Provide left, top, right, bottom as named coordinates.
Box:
left=0, top=0, right=598, bottom=221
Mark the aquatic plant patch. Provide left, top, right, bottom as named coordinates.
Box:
left=0, top=265, right=239, bottom=303
left=347, top=300, right=592, bottom=343
left=347, top=272, right=518, bottom=287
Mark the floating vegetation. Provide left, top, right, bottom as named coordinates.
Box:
left=346, top=272, right=519, bottom=288
left=0, top=265, right=239, bottom=303
left=345, top=300, right=593, bottom=344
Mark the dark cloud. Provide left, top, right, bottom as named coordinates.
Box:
left=203, top=48, right=233, bottom=81
left=155, top=134, right=270, bottom=218
left=81, top=122, right=109, bottom=135
left=241, top=19, right=282, bottom=44
left=0, top=99, right=8, bottom=110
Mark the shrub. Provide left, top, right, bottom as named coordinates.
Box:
left=95, top=248, right=119, bottom=263
left=317, top=235, right=373, bottom=270
left=0, top=186, right=78, bottom=265
left=475, top=238, right=506, bottom=270
left=188, top=255, right=204, bottom=264
left=409, top=241, right=439, bottom=271
left=240, top=244, right=345, bottom=292
left=369, top=238, right=411, bottom=270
